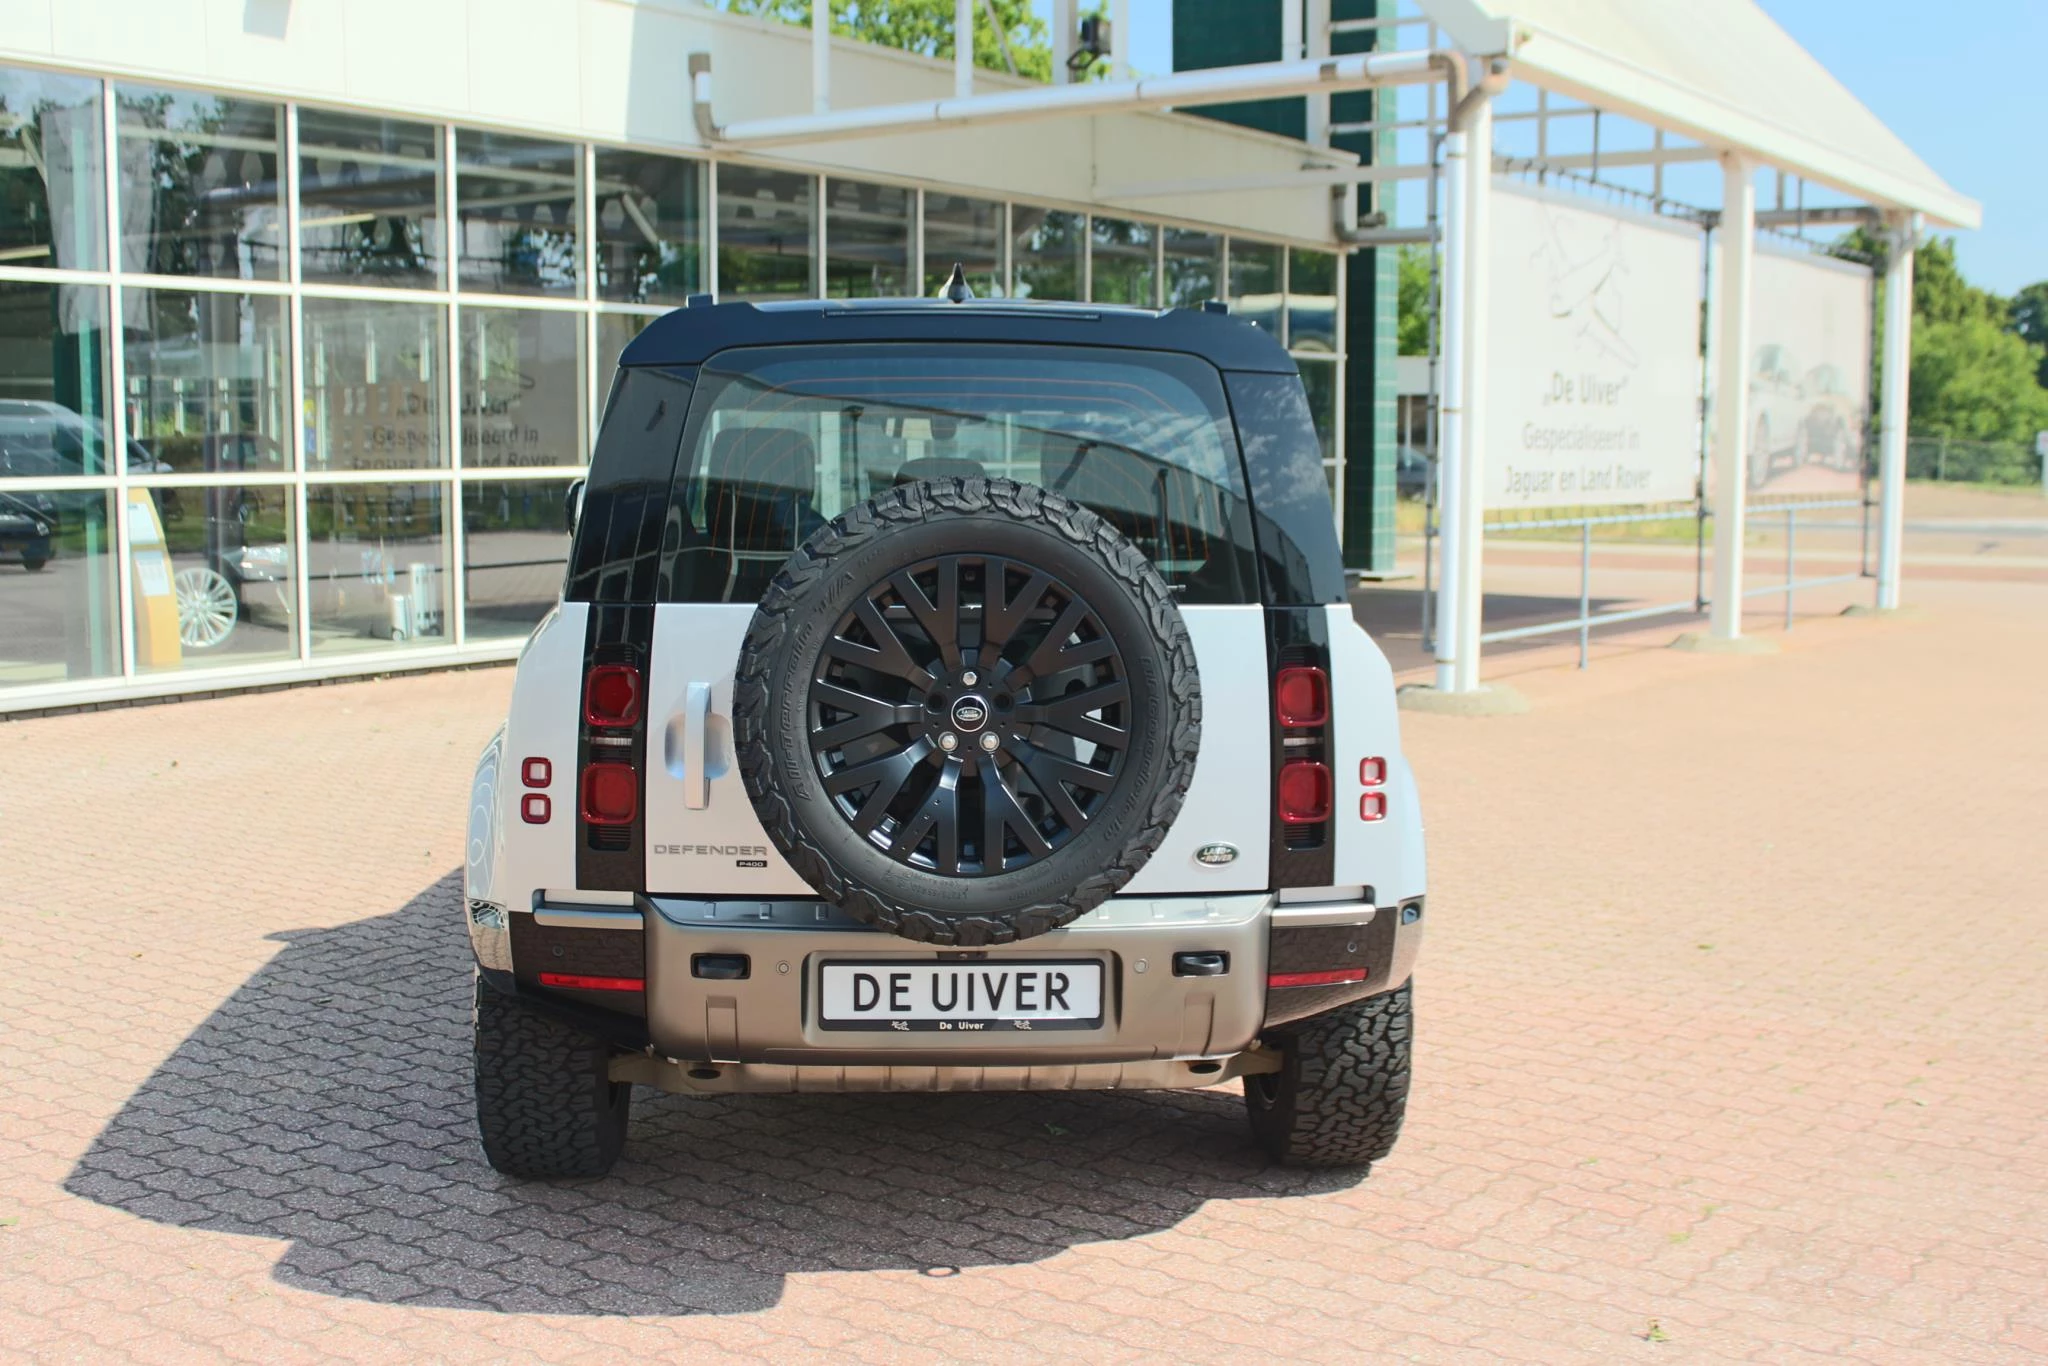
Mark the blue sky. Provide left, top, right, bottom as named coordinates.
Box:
left=1057, top=0, right=2036, bottom=296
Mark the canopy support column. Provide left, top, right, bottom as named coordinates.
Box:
left=1708, top=153, right=1756, bottom=640
left=812, top=0, right=831, bottom=112
left=1433, top=82, right=1494, bottom=695
left=1876, top=213, right=1917, bottom=610
left=955, top=0, right=974, bottom=98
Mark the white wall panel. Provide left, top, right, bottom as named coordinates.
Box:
left=199, top=0, right=348, bottom=99
left=468, top=0, right=584, bottom=131
left=342, top=0, right=472, bottom=114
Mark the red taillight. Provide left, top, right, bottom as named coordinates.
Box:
left=584, top=664, right=642, bottom=727
left=521, top=793, right=551, bottom=824
left=1358, top=756, right=1386, bottom=786
left=1268, top=967, right=1367, bottom=988
left=580, top=762, right=638, bottom=825
left=539, top=972, right=645, bottom=992
left=1276, top=760, right=1332, bottom=824
left=1359, top=791, right=1388, bottom=822
left=1275, top=666, right=1329, bottom=728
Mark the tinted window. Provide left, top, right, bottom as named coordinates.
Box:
left=565, top=367, right=694, bottom=603
left=1225, top=372, right=1346, bottom=605
left=659, top=345, right=1258, bottom=606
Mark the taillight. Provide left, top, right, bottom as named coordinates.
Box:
left=580, top=762, right=638, bottom=825
left=1276, top=760, right=1332, bottom=824
left=1275, top=666, right=1329, bottom=728
left=584, top=664, right=642, bottom=727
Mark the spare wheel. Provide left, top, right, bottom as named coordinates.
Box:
left=732, top=477, right=1201, bottom=946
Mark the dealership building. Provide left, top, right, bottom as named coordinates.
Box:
left=0, top=0, right=1978, bottom=711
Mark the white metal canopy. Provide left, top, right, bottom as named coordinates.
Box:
left=1422, top=0, right=1982, bottom=229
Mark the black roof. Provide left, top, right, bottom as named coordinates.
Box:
left=617, top=296, right=1300, bottom=374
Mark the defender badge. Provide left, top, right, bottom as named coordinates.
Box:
left=1195, top=843, right=1239, bottom=866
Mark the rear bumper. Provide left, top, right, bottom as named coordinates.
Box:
left=474, top=889, right=1420, bottom=1076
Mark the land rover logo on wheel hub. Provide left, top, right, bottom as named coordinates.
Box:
left=950, top=696, right=989, bottom=732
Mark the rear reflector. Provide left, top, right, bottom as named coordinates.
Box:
left=579, top=762, right=638, bottom=825
left=1275, top=666, right=1330, bottom=728
left=584, top=664, right=643, bottom=727
left=1268, top=967, right=1368, bottom=989
left=539, top=972, right=645, bottom=992
left=1276, top=759, right=1332, bottom=824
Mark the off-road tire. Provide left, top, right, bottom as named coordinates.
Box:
left=473, top=976, right=630, bottom=1178
left=733, top=476, right=1201, bottom=947
left=1245, top=981, right=1412, bottom=1168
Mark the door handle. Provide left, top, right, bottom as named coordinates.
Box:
left=684, top=681, right=712, bottom=809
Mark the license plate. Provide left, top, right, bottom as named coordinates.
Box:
left=818, top=960, right=1104, bottom=1032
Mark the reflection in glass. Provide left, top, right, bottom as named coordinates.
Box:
left=122, top=289, right=289, bottom=474
left=462, top=479, right=571, bottom=638
left=298, top=108, right=444, bottom=288
left=131, top=483, right=295, bottom=669
left=456, top=129, right=580, bottom=297
left=1299, top=358, right=1338, bottom=463
left=0, top=488, right=117, bottom=686
left=302, top=298, right=446, bottom=471
left=1288, top=248, right=1338, bottom=353
left=306, top=482, right=449, bottom=652
left=923, top=193, right=1003, bottom=297
left=1, top=65, right=105, bottom=272
left=597, top=312, right=652, bottom=393
left=116, top=85, right=284, bottom=281
left=460, top=306, right=585, bottom=469
left=595, top=148, right=703, bottom=304
left=1089, top=216, right=1156, bottom=307
left=1229, top=238, right=1284, bottom=335
left=1011, top=206, right=1082, bottom=301
left=824, top=178, right=911, bottom=297
left=1162, top=228, right=1223, bottom=310
left=0, top=280, right=108, bottom=478
left=718, top=165, right=815, bottom=300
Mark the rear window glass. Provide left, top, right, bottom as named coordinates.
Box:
left=658, top=344, right=1259, bottom=605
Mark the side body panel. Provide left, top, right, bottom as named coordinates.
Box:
left=1326, top=604, right=1427, bottom=904
left=491, top=602, right=590, bottom=908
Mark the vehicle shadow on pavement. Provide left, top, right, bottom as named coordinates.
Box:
left=65, top=873, right=1359, bottom=1316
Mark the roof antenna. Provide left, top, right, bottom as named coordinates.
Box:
left=943, top=263, right=975, bottom=303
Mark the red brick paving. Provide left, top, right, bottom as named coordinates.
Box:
left=2, top=574, right=2045, bottom=1362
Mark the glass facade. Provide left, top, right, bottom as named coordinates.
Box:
left=0, top=60, right=1345, bottom=702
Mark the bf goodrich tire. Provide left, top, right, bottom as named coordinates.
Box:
left=473, top=976, right=630, bottom=1178
left=733, top=477, right=1201, bottom=947
left=1245, top=982, right=1413, bottom=1168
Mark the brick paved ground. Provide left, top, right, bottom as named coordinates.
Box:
left=3, top=574, right=2045, bottom=1364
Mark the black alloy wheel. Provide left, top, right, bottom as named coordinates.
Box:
left=808, top=553, right=1130, bottom=877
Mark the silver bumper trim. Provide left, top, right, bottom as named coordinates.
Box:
left=1270, top=902, right=1379, bottom=928
left=611, top=1050, right=1282, bottom=1095
left=533, top=905, right=645, bottom=930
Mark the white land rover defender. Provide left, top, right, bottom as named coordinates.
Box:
left=464, top=285, right=1427, bottom=1178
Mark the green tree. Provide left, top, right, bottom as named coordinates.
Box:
left=1395, top=244, right=1431, bottom=356
left=717, top=0, right=1059, bottom=81
left=2009, top=281, right=2048, bottom=389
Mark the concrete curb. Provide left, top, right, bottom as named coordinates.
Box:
left=1396, top=682, right=1531, bottom=716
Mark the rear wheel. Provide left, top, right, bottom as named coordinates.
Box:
left=1245, top=982, right=1413, bottom=1168
left=473, top=976, right=630, bottom=1178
